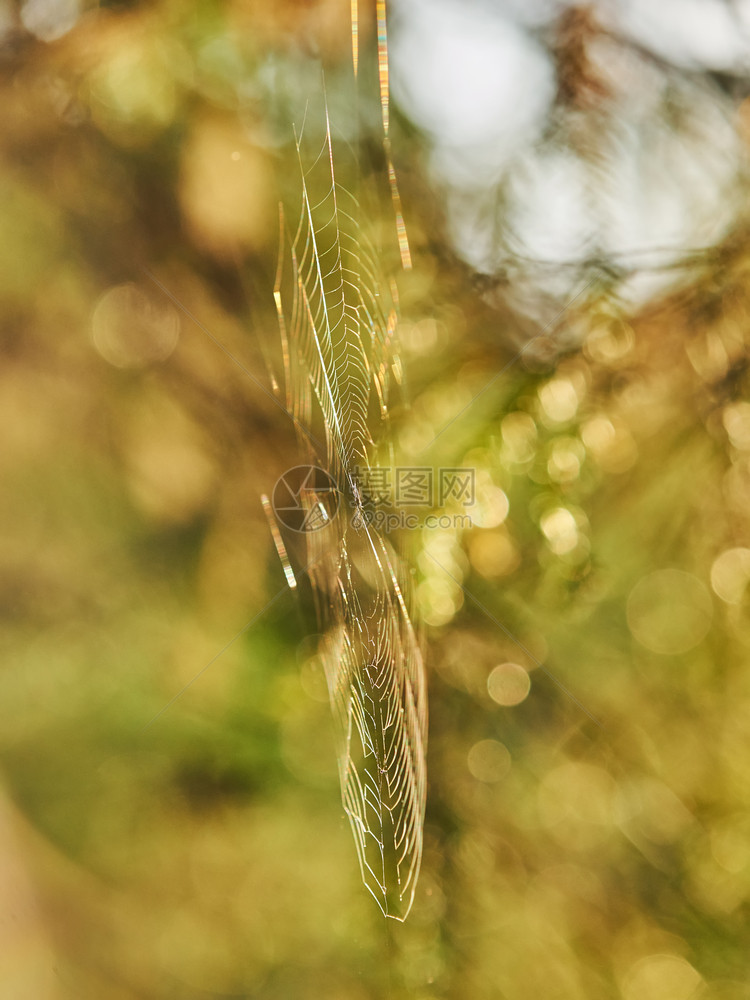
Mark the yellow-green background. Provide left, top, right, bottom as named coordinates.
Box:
left=1, top=1, right=750, bottom=997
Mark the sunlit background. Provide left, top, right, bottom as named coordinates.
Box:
left=2, top=0, right=750, bottom=996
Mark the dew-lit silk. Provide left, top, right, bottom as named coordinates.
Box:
left=273, top=110, right=427, bottom=919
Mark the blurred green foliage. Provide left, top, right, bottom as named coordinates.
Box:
left=2, top=1, right=750, bottom=998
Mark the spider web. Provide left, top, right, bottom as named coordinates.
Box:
left=273, top=103, right=427, bottom=921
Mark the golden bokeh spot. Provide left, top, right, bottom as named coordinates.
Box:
left=710, top=547, right=750, bottom=604
left=417, top=576, right=464, bottom=627
left=616, top=778, right=695, bottom=846
left=468, top=529, right=520, bottom=579
left=92, top=282, right=179, bottom=369
left=538, top=376, right=579, bottom=425
left=686, top=330, right=731, bottom=381
left=88, top=32, right=180, bottom=148
left=500, top=411, right=537, bottom=468
left=299, top=654, right=331, bottom=704
left=487, top=662, right=531, bottom=706
left=467, top=739, right=511, bottom=783
left=537, top=762, right=616, bottom=843
left=123, top=392, right=217, bottom=523
left=21, top=0, right=81, bottom=42
left=540, top=506, right=579, bottom=555
left=580, top=414, right=638, bottom=473
left=710, top=819, right=750, bottom=874
left=179, top=118, right=274, bottom=257
left=723, top=456, right=750, bottom=513
left=420, top=529, right=468, bottom=580
left=723, top=402, right=750, bottom=450
left=466, top=475, right=509, bottom=528
left=547, top=436, right=584, bottom=483
left=620, top=954, right=702, bottom=1000
left=400, top=318, right=440, bottom=355
left=584, top=317, right=635, bottom=366
left=399, top=417, right=435, bottom=456
left=627, top=570, right=712, bottom=655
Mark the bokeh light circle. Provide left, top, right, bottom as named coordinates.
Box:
left=487, top=662, right=531, bottom=706
left=467, top=739, right=511, bottom=784
left=627, top=569, right=712, bottom=654
left=92, top=282, right=179, bottom=369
